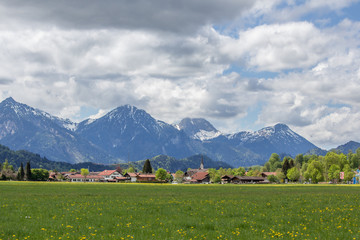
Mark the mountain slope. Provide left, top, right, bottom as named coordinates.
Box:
left=333, top=141, right=360, bottom=154
left=76, top=105, right=199, bottom=161
left=0, top=97, right=114, bottom=164
left=119, top=154, right=232, bottom=172
left=205, top=123, right=318, bottom=166
left=177, top=118, right=221, bottom=140
left=0, top=97, right=322, bottom=167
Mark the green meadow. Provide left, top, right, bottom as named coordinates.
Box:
left=1, top=182, right=360, bottom=239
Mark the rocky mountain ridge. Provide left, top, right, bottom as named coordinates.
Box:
left=0, top=97, right=325, bottom=166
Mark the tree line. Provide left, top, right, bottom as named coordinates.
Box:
left=2, top=148, right=360, bottom=183
left=245, top=149, right=360, bottom=183
left=0, top=160, right=49, bottom=181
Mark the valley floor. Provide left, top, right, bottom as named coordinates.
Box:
left=1, top=182, right=360, bottom=239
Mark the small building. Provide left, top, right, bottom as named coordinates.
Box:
left=221, top=175, right=234, bottom=184
left=184, top=156, right=208, bottom=181
left=237, top=176, right=266, bottom=184
left=220, top=175, right=266, bottom=184
left=124, top=172, right=138, bottom=182
left=68, top=174, right=103, bottom=182
left=98, top=170, right=123, bottom=181
left=190, top=172, right=210, bottom=184
left=136, top=174, right=156, bottom=182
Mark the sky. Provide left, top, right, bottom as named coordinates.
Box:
left=0, top=0, right=360, bottom=150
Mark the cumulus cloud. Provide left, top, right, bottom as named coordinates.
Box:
left=255, top=20, right=360, bottom=147
left=0, top=0, right=360, bottom=149
left=220, top=21, right=333, bottom=72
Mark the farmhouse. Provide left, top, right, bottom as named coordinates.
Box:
left=67, top=174, right=104, bottom=182
left=221, top=175, right=266, bottom=184
left=190, top=171, right=210, bottom=184
left=98, top=170, right=123, bottom=181
left=124, top=172, right=156, bottom=182
left=184, top=157, right=208, bottom=182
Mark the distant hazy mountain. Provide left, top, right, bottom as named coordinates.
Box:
left=0, top=97, right=114, bottom=164
left=0, top=97, right=324, bottom=166
left=120, top=154, right=232, bottom=172
left=305, top=147, right=328, bottom=156
left=0, top=144, right=110, bottom=172
left=333, top=141, right=360, bottom=154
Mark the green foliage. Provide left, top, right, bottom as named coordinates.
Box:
left=17, top=163, right=25, bottom=181
left=275, top=169, right=285, bottom=182
left=174, top=170, right=184, bottom=183
left=295, top=154, right=304, bottom=166
left=70, top=169, right=77, bottom=172
left=343, top=164, right=355, bottom=182
left=267, top=153, right=282, bottom=172
left=20, top=162, right=25, bottom=180
left=25, top=161, right=31, bottom=181
left=31, top=168, right=49, bottom=181
left=126, top=167, right=135, bottom=173
left=282, top=157, right=292, bottom=178
left=328, top=164, right=340, bottom=182
left=267, top=174, right=278, bottom=183
left=142, top=159, right=152, bottom=173
left=155, top=168, right=168, bottom=181
left=287, top=167, right=300, bottom=182
left=304, top=160, right=324, bottom=183
left=81, top=168, right=89, bottom=179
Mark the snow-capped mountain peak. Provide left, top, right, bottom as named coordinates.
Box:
left=178, top=118, right=221, bottom=141
left=0, top=97, right=76, bottom=131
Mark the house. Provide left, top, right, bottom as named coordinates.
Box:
left=98, top=170, right=123, bottom=181
left=184, top=156, right=208, bottom=181
left=68, top=174, right=103, bottom=182
left=136, top=174, right=156, bottom=182
left=124, top=172, right=138, bottom=182
left=236, top=176, right=266, bottom=184
left=220, top=175, right=266, bottom=184
left=123, top=172, right=157, bottom=182
left=221, top=175, right=234, bottom=184
left=115, top=176, right=129, bottom=182
left=190, top=172, right=210, bottom=184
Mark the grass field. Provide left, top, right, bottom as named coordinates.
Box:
left=1, top=182, right=360, bottom=239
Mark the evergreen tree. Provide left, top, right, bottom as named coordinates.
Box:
left=289, top=159, right=295, bottom=168
left=20, top=162, right=25, bottom=181
left=142, top=159, right=152, bottom=173
left=282, top=158, right=291, bottom=179
left=25, top=161, right=31, bottom=181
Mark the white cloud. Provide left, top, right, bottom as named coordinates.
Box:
left=220, top=21, right=332, bottom=72
left=0, top=0, right=360, bottom=150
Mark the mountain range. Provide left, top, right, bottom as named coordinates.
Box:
left=0, top=97, right=353, bottom=167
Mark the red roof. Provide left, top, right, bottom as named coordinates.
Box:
left=115, top=177, right=128, bottom=180
left=68, top=174, right=103, bottom=179
left=138, top=174, right=156, bottom=178
left=127, top=173, right=138, bottom=177
left=98, top=170, right=117, bottom=176
left=192, top=172, right=209, bottom=181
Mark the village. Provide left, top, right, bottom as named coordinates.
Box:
left=49, top=158, right=270, bottom=184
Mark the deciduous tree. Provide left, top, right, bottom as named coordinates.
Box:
left=81, top=168, right=89, bottom=181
